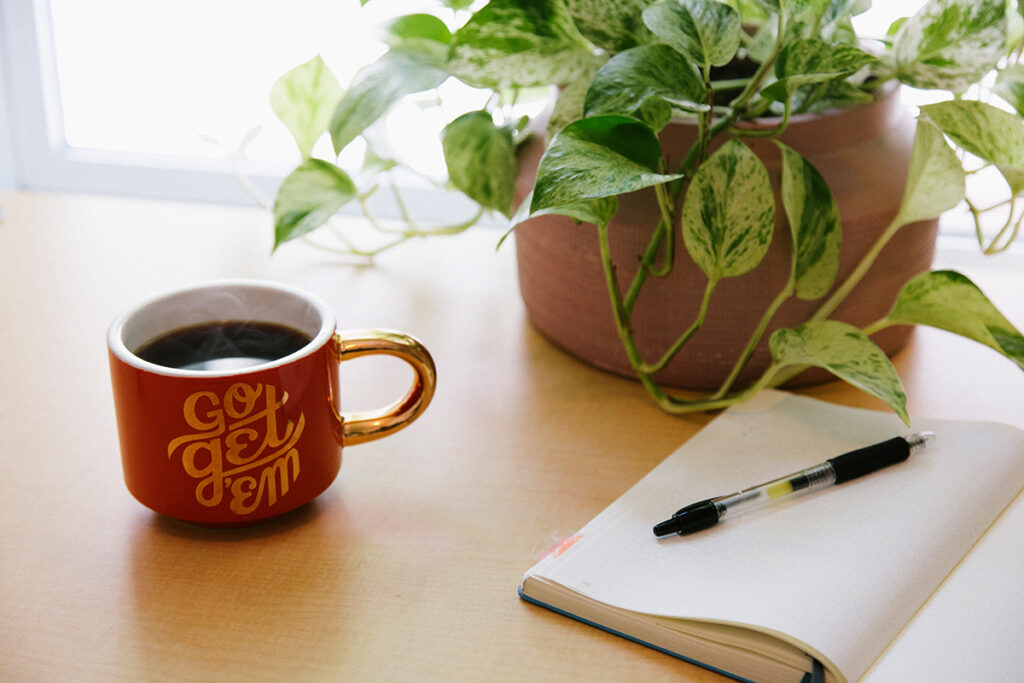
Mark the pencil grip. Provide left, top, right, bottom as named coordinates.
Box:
left=827, top=437, right=909, bottom=484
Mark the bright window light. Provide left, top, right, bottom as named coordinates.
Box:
left=46, top=0, right=928, bottom=175
left=48, top=0, right=457, bottom=169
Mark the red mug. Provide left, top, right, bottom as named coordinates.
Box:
left=108, top=280, right=436, bottom=525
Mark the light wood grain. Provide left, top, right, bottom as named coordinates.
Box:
left=1, top=191, right=1021, bottom=681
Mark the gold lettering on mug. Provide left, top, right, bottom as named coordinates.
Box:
left=167, top=382, right=305, bottom=514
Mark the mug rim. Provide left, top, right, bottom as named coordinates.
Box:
left=107, top=279, right=335, bottom=378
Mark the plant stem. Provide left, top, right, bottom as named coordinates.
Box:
left=699, top=62, right=715, bottom=164
left=968, top=193, right=1023, bottom=254
left=647, top=176, right=677, bottom=277
left=639, top=278, right=717, bottom=374
left=598, top=222, right=641, bottom=362
left=600, top=221, right=769, bottom=415
left=860, top=317, right=889, bottom=337
left=621, top=163, right=684, bottom=313
left=731, top=97, right=792, bottom=139
left=988, top=213, right=1023, bottom=253
left=332, top=194, right=485, bottom=259
left=711, top=77, right=753, bottom=91
left=728, top=12, right=786, bottom=115
left=734, top=211, right=914, bottom=393
left=624, top=218, right=668, bottom=315
left=712, top=280, right=794, bottom=399
left=810, top=214, right=904, bottom=323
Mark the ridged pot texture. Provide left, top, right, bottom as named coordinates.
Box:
left=514, top=86, right=938, bottom=390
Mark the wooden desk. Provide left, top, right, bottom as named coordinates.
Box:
left=1, top=191, right=1022, bottom=681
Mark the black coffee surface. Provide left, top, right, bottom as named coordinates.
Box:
left=137, top=321, right=312, bottom=371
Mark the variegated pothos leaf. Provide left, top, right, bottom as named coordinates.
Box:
left=442, top=111, right=517, bottom=217
left=583, top=44, right=704, bottom=130
left=884, top=270, right=1024, bottom=370
left=922, top=99, right=1024, bottom=194
left=269, top=55, right=343, bottom=160
left=273, top=160, right=357, bottom=249
left=562, top=0, right=657, bottom=51
left=761, top=39, right=878, bottom=101
left=893, top=0, right=1005, bottom=93
left=330, top=48, right=447, bottom=155
left=546, top=57, right=607, bottom=136
left=776, top=142, right=841, bottom=300
left=681, top=139, right=775, bottom=282
left=895, top=118, right=965, bottom=226
left=514, top=190, right=619, bottom=228
left=448, top=0, right=600, bottom=89
left=921, top=100, right=1024, bottom=169
left=994, top=64, right=1024, bottom=117
left=530, top=115, right=682, bottom=213
left=641, top=0, right=742, bottom=68
left=770, top=321, right=910, bottom=425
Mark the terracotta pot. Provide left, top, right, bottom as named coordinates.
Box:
left=514, top=86, right=939, bottom=390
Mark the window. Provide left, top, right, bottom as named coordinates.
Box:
left=0, top=0, right=481, bottom=220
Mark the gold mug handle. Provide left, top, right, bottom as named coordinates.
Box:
left=333, top=330, right=437, bottom=446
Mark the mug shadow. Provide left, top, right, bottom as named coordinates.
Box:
left=146, top=498, right=326, bottom=542
left=126, top=491, right=358, bottom=677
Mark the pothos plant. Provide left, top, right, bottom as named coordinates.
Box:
left=268, top=0, right=1024, bottom=422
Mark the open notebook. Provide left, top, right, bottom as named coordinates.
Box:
left=519, top=391, right=1024, bottom=683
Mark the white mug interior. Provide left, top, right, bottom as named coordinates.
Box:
left=108, top=280, right=335, bottom=376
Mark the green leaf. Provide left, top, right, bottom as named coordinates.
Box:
left=780, top=0, right=827, bottom=14
left=781, top=1, right=859, bottom=44
left=816, top=0, right=858, bottom=28
left=530, top=115, right=682, bottom=213
left=770, top=321, right=910, bottom=425
left=884, top=270, right=1024, bottom=370
left=641, top=0, right=742, bottom=68
left=381, top=14, right=452, bottom=45
left=797, top=79, right=874, bottom=113
left=761, top=39, right=878, bottom=101
left=776, top=142, right=841, bottom=300
left=362, top=145, right=398, bottom=174
left=448, top=0, right=601, bottom=89
left=681, top=139, right=775, bottom=281
left=441, top=111, right=517, bottom=217
left=513, top=189, right=619, bottom=228
left=887, top=17, right=908, bottom=39
left=994, top=64, right=1024, bottom=118
left=330, top=48, right=447, bottom=155
left=546, top=57, right=607, bottom=137
left=563, top=0, right=657, bottom=51
left=894, top=118, right=965, bottom=225
left=922, top=100, right=1024, bottom=195
left=273, top=159, right=357, bottom=250
left=921, top=100, right=1024, bottom=169
left=893, top=0, right=1005, bottom=92
left=583, top=44, right=705, bottom=130
left=269, top=55, right=343, bottom=160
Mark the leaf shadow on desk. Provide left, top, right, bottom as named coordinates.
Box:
left=126, top=492, right=362, bottom=678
